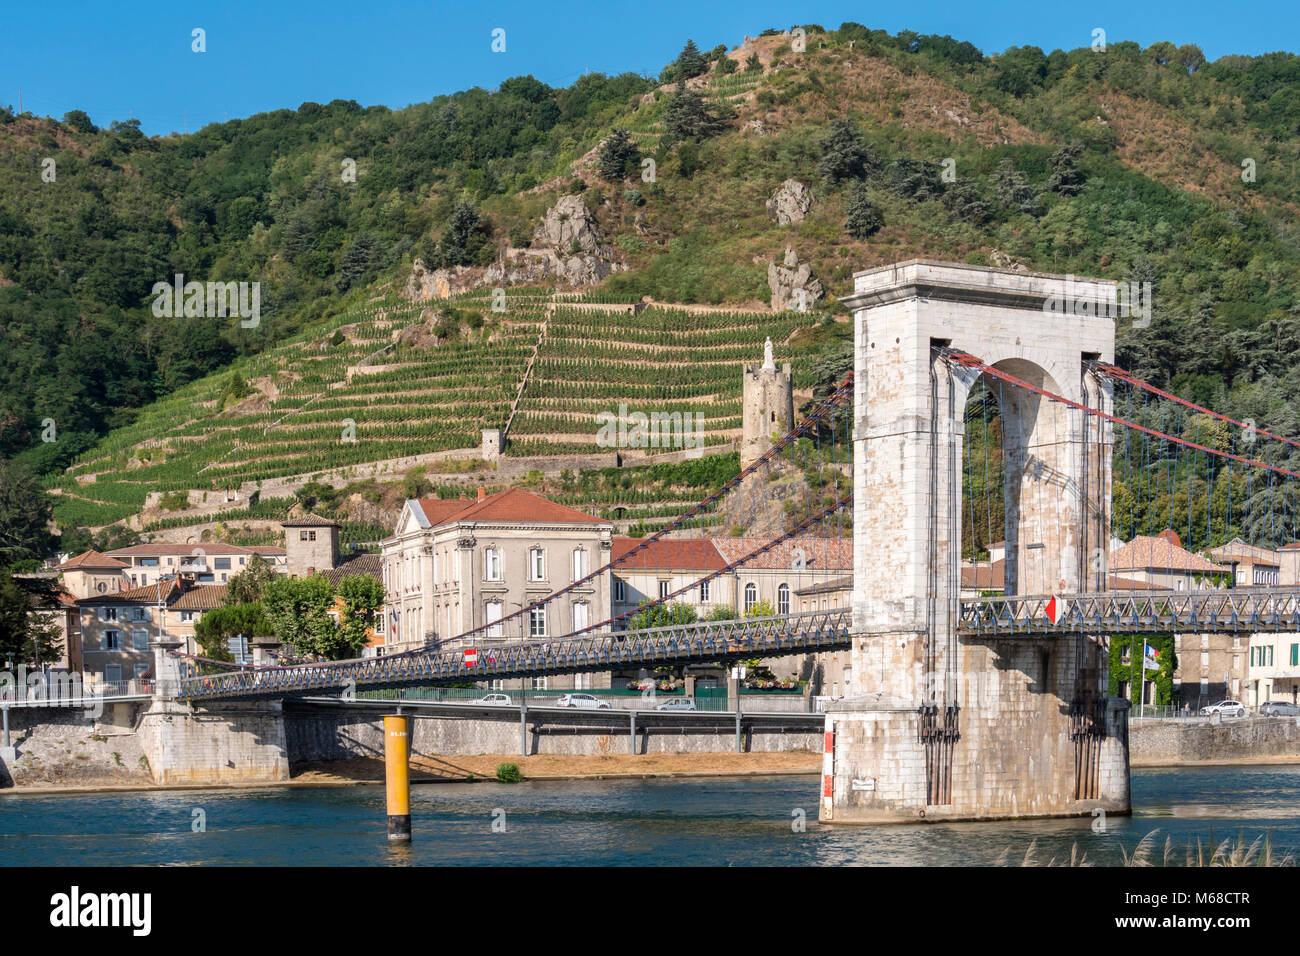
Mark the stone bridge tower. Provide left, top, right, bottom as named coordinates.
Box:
left=823, top=261, right=1130, bottom=824
left=741, top=337, right=794, bottom=468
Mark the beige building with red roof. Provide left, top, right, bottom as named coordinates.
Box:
left=381, top=488, right=613, bottom=689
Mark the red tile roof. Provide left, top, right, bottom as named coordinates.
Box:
left=612, top=537, right=725, bottom=571
left=710, top=536, right=851, bottom=571
left=321, top=553, right=383, bottom=585
left=281, top=513, right=340, bottom=527
left=55, top=550, right=129, bottom=570
left=1109, top=535, right=1227, bottom=574
left=417, top=488, right=607, bottom=528
left=170, top=585, right=229, bottom=611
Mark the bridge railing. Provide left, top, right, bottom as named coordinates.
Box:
left=960, top=587, right=1300, bottom=635
left=174, top=609, right=853, bottom=702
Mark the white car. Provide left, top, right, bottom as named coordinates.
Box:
left=475, top=693, right=513, bottom=706
left=557, top=693, right=611, bottom=710
left=1199, top=700, right=1246, bottom=717
left=655, top=697, right=697, bottom=712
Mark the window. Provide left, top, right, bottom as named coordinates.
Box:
left=529, top=607, right=546, bottom=637
left=134, top=663, right=151, bottom=679
left=658, top=580, right=670, bottom=600
left=105, top=663, right=122, bottom=683
left=181, top=611, right=196, bottom=623
left=486, top=601, right=503, bottom=638
left=131, top=629, right=148, bottom=651
left=1292, top=644, right=1298, bottom=667
left=699, top=580, right=710, bottom=602
left=214, top=557, right=231, bottom=570
left=140, top=558, right=158, bottom=567
left=744, top=582, right=758, bottom=614
left=485, top=547, right=502, bottom=582
left=529, top=548, right=545, bottom=581
left=102, top=607, right=118, bottom=622
left=614, top=579, right=626, bottom=602
left=573, top=548, right=587, bottom=583
left=104, top=630, right=121, bottom=651
left=531, top=676, right=549, bottom=691
left=1268, top=645, right=1275, bottom=666
left=1200, top=651, right=1209, bottom=667
left=777, top=583, right=790, bottom=616
left=573, top=602, right=589, bottom=632
left=96, top=582, right=107, bottom=594
left=489, top=679, right=505, bottom=691
left=300, top=530, right=316, bottom=541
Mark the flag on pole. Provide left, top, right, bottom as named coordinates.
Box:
left=1143, top=641, right=1161, bottom=672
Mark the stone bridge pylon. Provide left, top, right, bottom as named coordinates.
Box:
left=822, top=261, right=1131, bottom=824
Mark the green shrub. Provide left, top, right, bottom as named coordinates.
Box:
left=496, top=762, right=522, bottom=784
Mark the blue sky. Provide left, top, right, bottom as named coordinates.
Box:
left=2, top=0, right=1296, bottom=136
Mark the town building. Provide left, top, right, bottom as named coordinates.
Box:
left=381, top=488, right=613, bottom=690
left=1245, top=633, right=1300, bottom=707
left=106, top=542, right=287, bottom=588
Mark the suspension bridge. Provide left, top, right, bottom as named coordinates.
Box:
left=147, top=261, right=1300, bottom=823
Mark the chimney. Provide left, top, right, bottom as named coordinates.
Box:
left=477, top=486, right=486, bottom=502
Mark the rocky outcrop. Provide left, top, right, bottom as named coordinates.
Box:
left=767, top=248, right=824, bottom=312
left=766, top=179, right=813, bottom=225
left=404, top=195, right=622, bottom=302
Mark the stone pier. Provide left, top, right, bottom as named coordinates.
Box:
left=822, top=261, right=1130, bottom=824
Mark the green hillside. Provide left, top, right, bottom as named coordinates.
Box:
left=6, top=22, right=1300, bottom=553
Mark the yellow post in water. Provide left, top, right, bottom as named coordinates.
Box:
left=384, top=714, right=411, bottom=842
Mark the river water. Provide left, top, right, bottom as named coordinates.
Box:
left=3, top=765, right=1298, bottom=866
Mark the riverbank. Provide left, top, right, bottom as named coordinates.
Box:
left=1, top=751, right=822, bottom=795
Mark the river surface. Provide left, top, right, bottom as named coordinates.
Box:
left=3, top=765, right=1298, bottom=866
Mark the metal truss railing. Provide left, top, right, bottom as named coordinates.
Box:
left=960, top=587, right=1300, bottom=636
left=175, top=609, right=853, bottom=702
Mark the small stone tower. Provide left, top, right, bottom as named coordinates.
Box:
left=481, top=428, right=503, bottom=461
left=282, top=514, right=340, bottom=577
left=741, top=337, right=794, bottom=467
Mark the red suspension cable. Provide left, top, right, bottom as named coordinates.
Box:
left=944, top=350, right=1300, bottom=481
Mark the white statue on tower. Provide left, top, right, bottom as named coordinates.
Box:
left=762, top=336, right=775, bottom=372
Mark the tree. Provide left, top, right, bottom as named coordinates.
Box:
left=336, top=574, right=385, bottom=653
left=816, top=119, right=877, bottom=183
left=844, top=181, right=883, bottom=239
left=194, top=602, right=271, bottom=661
left=0, top=574, right=63, bottom=666
left=940, top=179, right=993, bottom=226
left=992, top=46, right=1047, bottom=97
left=261, top=573, right=382, bottom=660
left=992, top=158, right=1039, bottom=215
left=261, top=574, right=343, bottom=659
left=744, top=52, right=762, bottom=73
left=597, top=129, right=640, bottom=182
left=663, top=40, right=709, bottom=83
left=437, top=201, right=493, bottom=267
left=62, top=109, right=97, bottom=134
left=745, top=598, right=775, bottom=618
left=809, top=338, right=854, bottom=402
left=1046, top=143, right=1086, bottom=197
left=225, top=553, right=276, bottom=605
left=628, top=601, right=698, bottom=630
left=662, top=90, right=728, bottom=141
left=0, top=462, right=55, bottom=570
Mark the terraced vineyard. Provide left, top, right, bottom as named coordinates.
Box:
left=508, top=305, right=816, bottom=456
left=48, top=290, right=821, bottom=532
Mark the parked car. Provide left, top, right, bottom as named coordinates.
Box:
left=655, top=697, right=697, bottom=712
left=1258, top=700, right=1300, bottom=717
left=475, top=693, right=513, bottom=706
left=1199, top=700, right=1246, bottom=717
left=557, top=693, right=611, bottom=710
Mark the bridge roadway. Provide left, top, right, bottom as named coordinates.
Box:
left=174, top=587, right=1300, bottom=703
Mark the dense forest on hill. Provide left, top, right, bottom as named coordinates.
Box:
left=3, top=21, right=1300, bottom=561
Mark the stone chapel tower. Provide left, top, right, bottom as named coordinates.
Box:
left=741, top=337, right=794, bottom=467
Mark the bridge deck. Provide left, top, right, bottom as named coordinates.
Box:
left=173, top=588, right=1300, bottom=703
